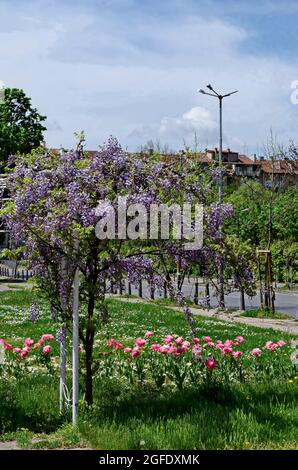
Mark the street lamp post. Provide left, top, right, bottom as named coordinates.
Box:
left=198, top=85, right=238, bottom=203
left=198, top=85, right=238, bottom=308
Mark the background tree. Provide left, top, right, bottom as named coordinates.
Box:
left=0, top=88, right=46, bottom=164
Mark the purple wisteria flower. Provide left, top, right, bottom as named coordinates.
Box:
left=56, top=325, right=67, bottom=346
left=29, top=302, right=39, bottom=323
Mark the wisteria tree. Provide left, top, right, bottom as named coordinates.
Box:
left=2, top=137, right=255, bottom=404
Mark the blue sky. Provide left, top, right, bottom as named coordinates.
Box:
left=1, top=0, right=298, bottom=154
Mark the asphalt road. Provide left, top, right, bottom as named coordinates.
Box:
left=126, top=281, right=298, bottom=319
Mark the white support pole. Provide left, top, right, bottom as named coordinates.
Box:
left=59, top=257, right=67, bottom=412
left=72, top=239, right=80, bottom=424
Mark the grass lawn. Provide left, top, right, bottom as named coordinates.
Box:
left=0, top=289, right=297, bottom=450
left=241, top=307, right=293, bottom=320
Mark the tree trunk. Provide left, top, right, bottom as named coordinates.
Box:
left=194, top=278, right=199, bottom=305
left=240, top=287, right=245, bottom=310
left=85, top=334, right=94, bottom=405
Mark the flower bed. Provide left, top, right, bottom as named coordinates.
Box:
left=101, top=332, right=298, bottom=389
left=0, top=334, right=55, bottom=374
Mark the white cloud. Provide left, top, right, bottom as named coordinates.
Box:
left=130, top=106, right=244, bottom=149
left=159, top=107, right=217, bottom=137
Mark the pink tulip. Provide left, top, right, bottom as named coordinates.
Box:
left=13, top=347, right=21, bottom=353
left=20, top=349, right=29, bottom=359
left=290, top=354, right=296, bottom=362
left=124, top=347, right=132, bottom=353
left=222, top=346, right=233, bottom=355
left=205, top=357, right=217, bottom=369
left=192, top=346, right=202, bottom=357
left=42, top=345, right=52, bottom=354
left=151, top=344, right=161, bottom=351
left=159, top=345, right=170, bottom=354
left=144, top=331, right=154, bottom=338
left=193, top=338, right=200, bottom=345
left=107, top=339, right=118, bottom=347
left=224, top=340, right=233, bottom=348
left=24, top=338, right=34, bottom=348
left=176, top=346, right=185, bottom=355
left=252, top=348, right=262, bottom=357
left=175, top=337, right=184, bottom=345
left=135, top=338, right=146, bottom=348
left=168, top=346, right=178, bottom=354
left=235, top=336, right=245, bottom=344
left=41, top=334, right=54, bottom=341
left=131, top=347, right=141, bottom=358
left=277, top=340, right=286, bottom=347
left=207, top=341, right=215, bottom=348
left=265, top=341, right=274, bottom=350
left=3, top=342, right=13, bottom=350
left=232, top=351, right=243, bottom=359
left=203, top=336, right=212, bottom=343
left=163, top=335, right=173, bottom=344
left=182, top=340, right=190, bottom=348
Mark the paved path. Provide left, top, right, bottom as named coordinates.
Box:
left=0, top=440, right=89, bottom=450
left=116, top=296, right=298, bottom=336
left=0, top=441, right=20, bottom=450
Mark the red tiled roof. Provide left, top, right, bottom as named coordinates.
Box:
left=238, top=155, right=255, bottom=164
left=256, top=159, right=298, bottom=174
